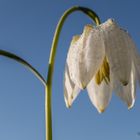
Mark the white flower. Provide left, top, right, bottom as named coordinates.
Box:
left=64, top=19, right=139, bottom=113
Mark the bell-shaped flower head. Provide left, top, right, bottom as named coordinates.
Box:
left=64, top=18, right=139, bottom=113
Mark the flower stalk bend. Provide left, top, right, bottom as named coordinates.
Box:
left=46, top=6, right=101, bottom=140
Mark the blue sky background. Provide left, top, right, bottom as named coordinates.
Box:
left=0, top=0, right=140, bottom=140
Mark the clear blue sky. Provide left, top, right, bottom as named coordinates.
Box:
left=0, top=0, right=140, bottom=140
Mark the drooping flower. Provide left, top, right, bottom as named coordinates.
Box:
left=64, top=19, right=139, bottom=113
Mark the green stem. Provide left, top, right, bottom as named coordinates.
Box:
left=0, top=49, right=46, bottom=86
left=45, top=6, right=101, bottom=140
left=45, top=85, right=52, bottom=140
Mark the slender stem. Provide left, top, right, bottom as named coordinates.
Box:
left=0, top=49, right=46, bottom=86
left=45, top=85, right=52, bottom=140
left=45, top=6, right=101, bottom=140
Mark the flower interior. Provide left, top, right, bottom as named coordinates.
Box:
left=95, top=56, right=110, bottom=85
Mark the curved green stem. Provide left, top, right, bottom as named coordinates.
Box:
left=0, top=50, right=46, bottom=86
left=45, top=6, right=101, bottom=140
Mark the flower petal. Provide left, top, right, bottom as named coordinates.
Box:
left=115, top=63, right=136, bottom=109
left=87, top=78, right=112, bottom=113
left=103, top=19, right=131, bottom=85
left=64, top=64, right=81, bottom=108
left=126, top=32, right=140, bottom=86
left=67, top=25, right=105, bottom=89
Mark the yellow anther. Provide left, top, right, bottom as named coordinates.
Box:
left=95, top=56, right=110, bottom=85
left=95, top=70, right=101, bottom=85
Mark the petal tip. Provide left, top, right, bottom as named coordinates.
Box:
left=97, top=107, right=106, bottom=113
left=66, top=105, right=72, bottom=109
left=64, top=97, right=72, bottom=108
left=65, top=101, right=72, bottom=108
left=127, top=102, right=135, bottom=110
left=128, top=105, right=133, bottom=110
left=127, top=96, right=135, bottom=110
